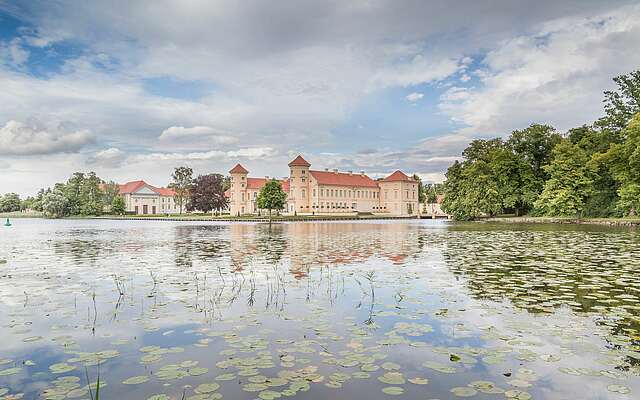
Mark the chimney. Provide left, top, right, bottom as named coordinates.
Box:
left=324, top=168, right=329, bottom=172
left=265, top=176, right=269, bottom=179
left=360, top=170, right=365, bottom=176
left=348, top=170, right=353, bottom=175
left=333, top=168, right=338, bottom=174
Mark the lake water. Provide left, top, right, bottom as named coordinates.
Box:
left=0, top=219, right=639, bottom=400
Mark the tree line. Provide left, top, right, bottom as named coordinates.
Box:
left=2, top=168, right=232, bottom=218
left=442, top=70, right=640, bottom=220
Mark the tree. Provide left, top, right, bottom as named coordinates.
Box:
left=20, top=196, right=35, bottom=211
left=507, top=124, right=562, bottom=212
left=597, top=70, right=640, bottom=134
left=412, top=174, right=426, bottom=203
left=534, top=140, right=593, bottom=217
left=101, top=181, right=121, bottom=207
left=111, top=195, right=126, bottom=215
left=64, top=172, right=85, bottom=215
left=188, top=173, right=228, bottom=213
left=600, top=113, right=640, bottom=216
left=42, top=189, right=68, bottom=218
left=0, top=193, right=21, bottom=212
left=256, top=179, right=287, bottom=222
left=79, top=172, right=103, bottom=215
left=569, top=125, right=621, bottom=217
left=169, top=166, right=194, bottom=214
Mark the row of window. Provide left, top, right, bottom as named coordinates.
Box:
left=309, top=202, right=389, bottom=210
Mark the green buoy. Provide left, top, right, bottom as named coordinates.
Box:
left=4, top=218, right=11, bottom=227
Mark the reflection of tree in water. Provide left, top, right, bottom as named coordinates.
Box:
left=255, top=224, right=287, bottom=265
left=53, top=229, right=106, bottom=267
left=442, top=228, right=640, bottom=368
left=173, top=225, right=230, bottom=269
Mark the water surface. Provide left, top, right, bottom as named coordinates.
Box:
left=0, top=219, right=638, bottom=399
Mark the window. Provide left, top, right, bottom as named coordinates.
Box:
left=301, top=189, right=306, bottom=198
left=302, top=170, right=306, bottom=174
left=394, top=191, right=398, bottom=199
left=241, top=193, right=245, bottom=201
left=302, top=177, right=306, bottom=182
left=253, top=192, right=257, bottom=199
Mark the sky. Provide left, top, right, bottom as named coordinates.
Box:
left=1, top=0, right=640, bottom=196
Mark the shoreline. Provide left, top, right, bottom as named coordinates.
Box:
left=479, top=216, right=640, bottom=227
left=86, top=215, right=423, bottom=223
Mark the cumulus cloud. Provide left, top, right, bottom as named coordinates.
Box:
left=131, top=147, right=275, bottom=163
left=86, top=147, right=127, bottom=168
left=0, top=120, right=94, bottom=155
left=1, top=0, right=640, bottom=195
left=159, top=126, right=238, bottom=145
left=406, top=92, right=424, bottom=103
left=439, top=4, right=640, bottom=136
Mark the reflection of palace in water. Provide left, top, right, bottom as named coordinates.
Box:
left=228, top=222, right=424, bottom=278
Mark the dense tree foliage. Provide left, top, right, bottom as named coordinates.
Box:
left=600, top=113, right=640, bottom=215
left=188, top=173, right=228, bottom=213
left=111, top=195, right=126, bottom=215
left=412, top=174, right=426, bottom=203
left=256, top=179, right=287, bottom=221
left=0, top=193, right=21, bottom=212
left=534, top=140, right=593, bottom=217
left=442, top=70, right=640, bottom=220
left=169, top=166, right=194, bottom=214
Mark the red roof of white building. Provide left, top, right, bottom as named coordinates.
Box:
left=310, top=170, right=379, bottom=188
left=116, top=180, right=175, bottom=196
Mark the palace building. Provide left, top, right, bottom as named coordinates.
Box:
left=116, top=180, right=177, bottom=215
left=227, top=155, right=420, bottom=217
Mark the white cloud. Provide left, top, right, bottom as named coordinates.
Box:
left=86, top=147, right=126, bottom=168
left=406, top=92, right=424, bottom=103
left=131, top=147, right=275, bottom=163
left=0, top=120, right=94, bottom=155
left=0, top=38, right=29, bottom=67
left=439, top=4, right=640, bottom=136
left=159, top=126, right=238, bottom=145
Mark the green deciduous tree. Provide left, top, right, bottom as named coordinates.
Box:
left=534, top=140, right=593, bottom=217
left=42, top=189, right=68, bottom=218
left=111, top=195, right=126, bottom=215
left=169, top=166, right=194, bottom=214
left=79, top=172, right=103, bottom=215
left=412, top=174, right=426, bottom=203
left=0, top=193, right=21, bottom=212
left=256, top=179, right=287, bottom=222
left=600, top=113, right=640, bottom=216
left=597, top=70, right=640, bottom=134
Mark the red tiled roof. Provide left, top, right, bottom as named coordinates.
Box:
left=309, top=170, right=379, bottom=188
left=288, top=155, right=310, bottom=167
left=154, top=187, right=176, bottom=196
left=281, top=179, right=290, bottom=192
left=117, top=180, right=175, bottom=196
left=383, top=170, right=415, bottom=182
left=229, top=163, right=249, bottom=174
left=118, top=180, right=146, bottom=194
left=246, top=177, right=268, bottom=190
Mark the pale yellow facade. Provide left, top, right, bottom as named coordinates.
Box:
left=228, top=155, right=419, bottom=217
